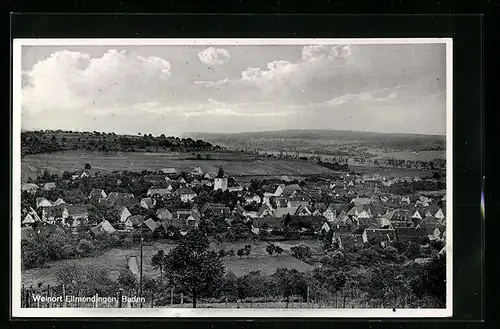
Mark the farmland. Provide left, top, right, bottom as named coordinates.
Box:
left=21, top=150, right=333, bottom=182
left=188, top=130, right=446, bottom=161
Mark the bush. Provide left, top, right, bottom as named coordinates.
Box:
left=76, top=239, right=96, bottom=257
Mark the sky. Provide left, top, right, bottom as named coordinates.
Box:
left=20, top=42, right=447, bottom=136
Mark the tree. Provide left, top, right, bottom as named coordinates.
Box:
left=84, top=163, right=92, bottom=170
left=237, top=249, right=245, bottom=258
left=151, top=250, right=166, bottom=281
left=272, top=268, right=308, bottom=307
left=290, top=244, right=312, bottom=261
left=218, top=250, right=226, bottom=258
left=163, top=230, right=224, bottom=308
left=228, top=249, right=235, bottom=257
left=420, top=254, right=446, bottom=307
left=266, top=244, right=275, bottom=256
left=244, top=245, right=252, bottom=256
left=196, top=154, right=202, bottom=160
left=275, top=246, right=284, bottom=255
left=117, top=269, right=138, bottom=291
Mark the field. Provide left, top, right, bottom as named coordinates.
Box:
left=21, top=151, right=333, bottom=182
left=188, top=130, right=446, bottom=157
left=22, top=240, right=320, bottom=287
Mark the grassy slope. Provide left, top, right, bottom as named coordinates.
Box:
left=22, top=240, right=320, bottom=287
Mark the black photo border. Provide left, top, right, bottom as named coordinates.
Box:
left=6, top=4, right=490, bottom=329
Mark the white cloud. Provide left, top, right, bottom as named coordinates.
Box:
left=22, top=49, right=172, bottom=117
left=198, top=47, right=230, bottom=65
left=198, top=44, right=354, bottom=102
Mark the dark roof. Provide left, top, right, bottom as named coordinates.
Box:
left=106, top=192, right=138, bottom=207
left=395, top=227, right=429, bottom=237
left=177, top=187, right=196, bottom=195
left=64, top=204, right=88, bottom=216
left=364, top=228, right=397, bottom=242
left=127, top=215, right=145, bottom=226
left=21, top=227, right=36, bottom=239
left=252, top=216, right=283, bottom=229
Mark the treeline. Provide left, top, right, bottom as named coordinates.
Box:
left=21, top=130, right=224, bottom=156
left=317, top=160, right=350, bottom=172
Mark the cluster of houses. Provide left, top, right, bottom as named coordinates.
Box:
left=21, top=166, right=447, bottom=250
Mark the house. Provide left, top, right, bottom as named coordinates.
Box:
left=22, top=209, right=41, bottom=226
left=140, top=197, right=156, bottom=209
left=287, top=194, right=310, bottom=208
left=257, top=204, right=274, bottom=218
left=21, top=226, right=36, bottom=240
left=346, top=205, right=367, bottom=218
left=113, top=206, right=131, bottom=223
left=124, top=215, right=145, bottom=231
left=214, top=177, right=228, bottom=191
left=204, top=173, right=212, bottom=179
left=200, top=203, right=231, bottom=217
left=177, top=187, right=196, bottom=202
left=144, top=175, right=169, bottom=185
left=147, top=186, right=173, bottom=197
left=362, top=228, right=397, bottom=245
left=416, top=195, right=431, bottom=207
left=41, top=205, right=65, bottom=224
left=227, top=177, right=243, bottom=192
left=320, top=222, right=331, bottom=233
left=242, top=192, right=262, bottom=205
left=434, top=208, right=445, bottom=220
left=106, top=192, right=138, bottom=208
left=289, top=215, right=326, bottom=233
left=274, top=196, right=289, bottom=208
left=41, top=182, right=57, bottom=191
left=411, top=209, right=423, bottom=220
left=62, top=204, right=89, bottom=225
left=21, top=183, right=39, bottom=194
left=143, top=218, right=158, bottom=232
left=282, top=184, right=302, bottom=198
left=90, top=220, right=116, bottom=236
left=88, top=189, right=107, bottom=200
left=200, top=179, right=213, bottom=187
left=394, top=227, right=430, bottom=243
left=71, top=170, right=90, bottom=180
left=263, top=185, right=284, bottom=199
left=191, top=167, right=204, bottom=176
left=401, top=196, right=411, bottom=204
left=156, top=208, right=173, bottom=221
left=251, top=216, right=283, bottom=234
left=350, top=197, right=372, bottom=206
left=389, top=221, right=415, bottom=229
left=232, top=204, right=245, bottom=215
left=243, top=210, right=259, bottom=218
left=161, top=168, right=177, bottom=175
left=186, top=212, right=201, bottom=228
left=281, top=175, right=292, bottom=183
left=323, top=206, right=337, bottom=221
left=274, top=207, right=299, bottom=218
left=36, top=197, right=53, bottom=209
left=295, top=205, right=312, bottom=216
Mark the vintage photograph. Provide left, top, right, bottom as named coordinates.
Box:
left=12, top=38, right=452, bottom=317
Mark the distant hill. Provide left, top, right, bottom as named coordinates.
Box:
left=186, top=129, right=446, bottom=153
left=21, top=130, right=224, bottom=157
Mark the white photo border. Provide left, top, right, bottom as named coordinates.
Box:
left=11, top=37, right=453, bottom=318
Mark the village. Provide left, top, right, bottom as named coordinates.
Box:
left=21, top=161, right=446, bottom=256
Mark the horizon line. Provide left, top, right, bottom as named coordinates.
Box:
left=20, top=127, right=445, bottom=138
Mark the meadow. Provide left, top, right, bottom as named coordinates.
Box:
left=21, top=240, right=319, bottom=287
